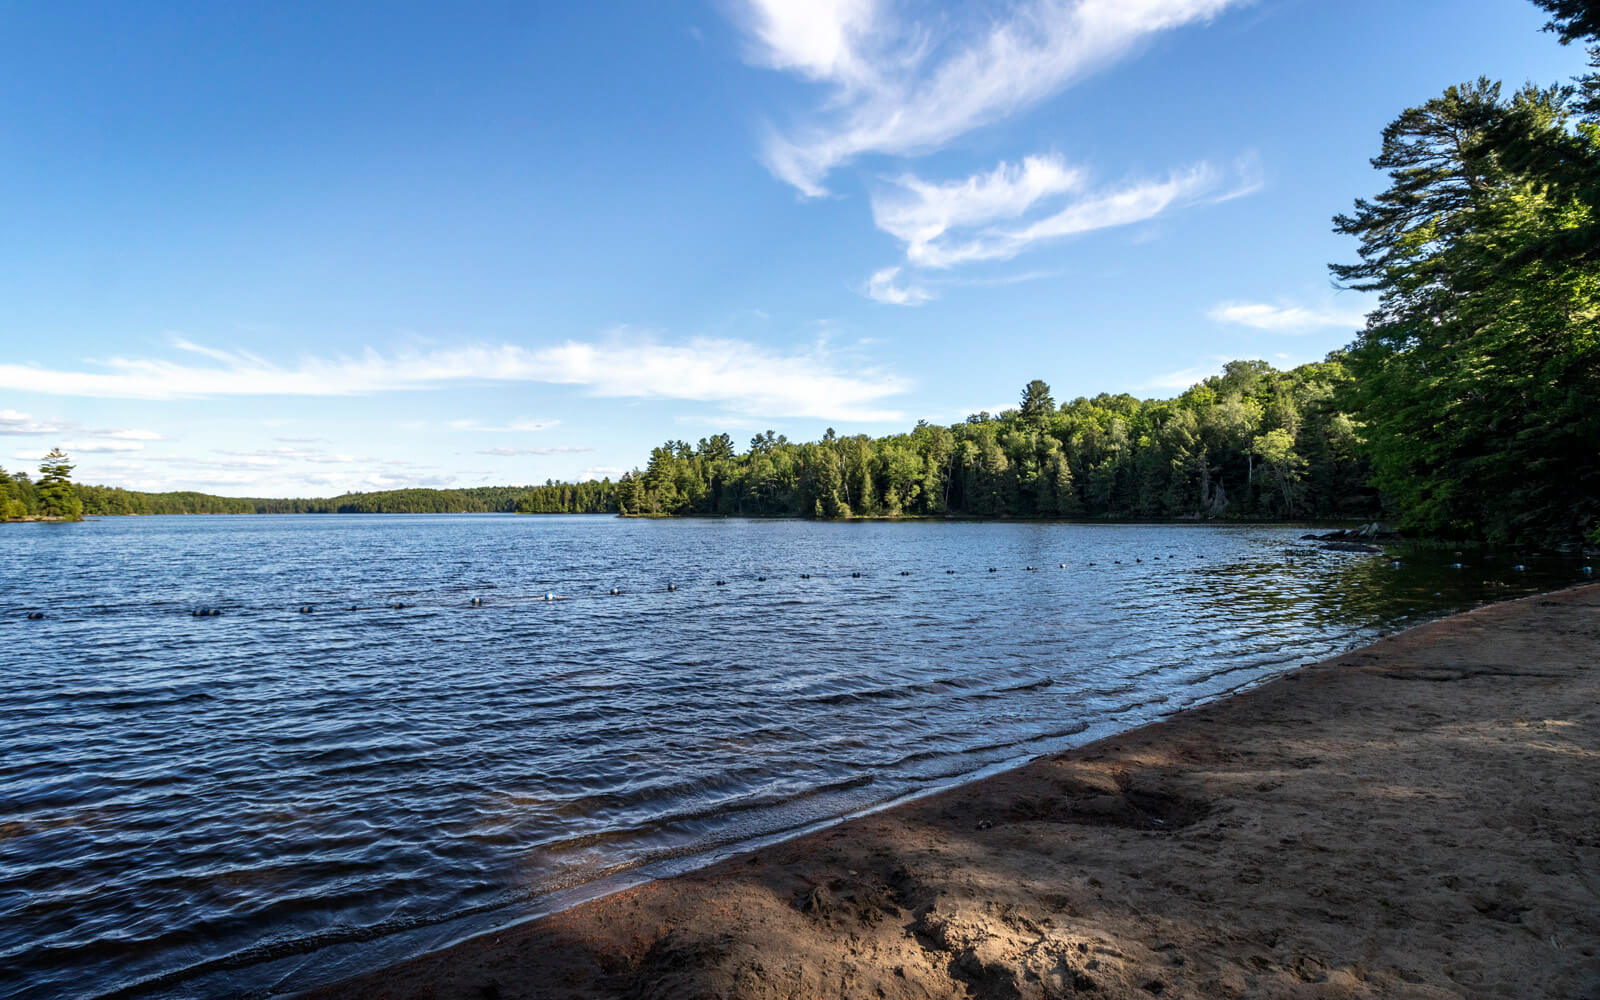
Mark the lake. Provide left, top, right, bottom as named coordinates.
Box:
left=0, top=515, right=1582, bottom=998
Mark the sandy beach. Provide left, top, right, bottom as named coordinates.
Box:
left=306, top=584, right=1600, bottom=1000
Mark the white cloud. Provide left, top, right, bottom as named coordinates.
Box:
left=864, top=266, right=934, bottom=306
left=872, top=155, right=1083, bottom=258
left=0, top=410, right=70, bottom=435
left=0, top=334, right=911, bottom=422
left=477, top=446, right=594, bottom=457
left=902, top=162, right=1229, bottom=268
left=1207, top=300, right=1369, bottom=333
left=736, top=0, right=1245, bottom=196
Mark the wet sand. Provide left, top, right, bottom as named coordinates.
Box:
left=306, top=584, right=1600, bottom=999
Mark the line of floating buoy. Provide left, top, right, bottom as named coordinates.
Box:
left=24, top=553, right=1595, bottom=625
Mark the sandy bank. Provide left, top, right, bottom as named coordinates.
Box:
left=307, top=585, right=1600, bottom=999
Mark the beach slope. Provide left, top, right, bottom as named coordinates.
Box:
left=309, top=585, right=1600, bottom=999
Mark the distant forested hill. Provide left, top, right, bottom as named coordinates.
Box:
left=66, top=483, right=616, bottom=516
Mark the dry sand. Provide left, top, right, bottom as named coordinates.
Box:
left=307, top=584, right=1600, bottom=1000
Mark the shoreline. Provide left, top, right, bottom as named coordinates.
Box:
left=304, top=584, right=1600, bottom=999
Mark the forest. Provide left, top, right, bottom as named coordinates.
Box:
left=610, top=359, right=1370, bottom=522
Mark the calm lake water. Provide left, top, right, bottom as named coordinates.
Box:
left=0, top=515, right=1584, bottom=998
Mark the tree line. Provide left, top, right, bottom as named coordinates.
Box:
left=612, top=359, right=1374, bottom=522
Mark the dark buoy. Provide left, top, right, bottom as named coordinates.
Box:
left=349, top=605, right=359, bottom=611
left=470, top=597, right=485, bottom=606
left=1450, top=562, right=1464, bottom=570
left=1135, top=558, right=1142, bottom=563
left=390, top=602, right=409, bottom=609
left=1058, top=563, right=1066, bottom=568
left=1582, top=565, right=1594, bottom=575
left=988, top=567, right=997, bottom=573
left=1512, top=564, right=1527, bottom=572
left=716, top=580, right=727, bottom=586
left=668, top=583, right=677, bottom=591
left=757, top=576, right=767, bottom=582
left=191, top=608, right=221, bottom=617
left=945, top=569, right=955, bottom=574
left=609, top=587, right=620, bottom=595
left=899, top=570, right=910, bottom=576
left=299, top=606, right=313, bottom=614
left=800, top=574, right=810, bottom=579
left=26, top=612, right=45, bottom=620
left=1025, top=565, right=1035, bottom=571
left=851, top=572, right=861, bottom=578
left=543, top=593, right=555, bottom=602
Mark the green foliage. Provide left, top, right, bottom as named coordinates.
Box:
left=77, top=487, right=256, bottom=515
left=1532, top=0, right=1600, bottom=45
left=1331, top=11, right=1600, bottom=546
left=36, top=449, right=83, bottom=521
left=613, top=361, right=1376, bottom=522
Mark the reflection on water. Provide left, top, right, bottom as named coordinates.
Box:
left=0, top=515, right=1584, bottom=998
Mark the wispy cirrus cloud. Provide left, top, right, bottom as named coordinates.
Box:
left=736, top=0, right=1246, bottom=197
left=879, top=159, right=1247, bottom=271
left=0, top=333, right=911, bottom=422
left=873, top=155, right=1084, bottom=261
left=1208, top=300, right=1369, bottom=333
left=864, top=266, right=934, bottom=306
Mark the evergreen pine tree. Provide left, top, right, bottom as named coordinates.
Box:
left=36, top=449, right=83, bottom=521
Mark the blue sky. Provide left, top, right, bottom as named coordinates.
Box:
left=0, top=0, right=1586, bottom=495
